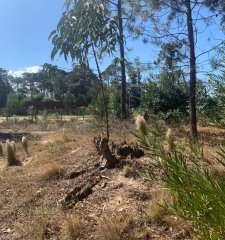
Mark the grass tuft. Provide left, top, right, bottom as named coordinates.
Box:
left=97, top=214, right=135, bottom=240
left=135, top=115, right=147, bottom=136
left=61, top=215, right=83, bottom=240
left=41, top=162, right=62, bottom=180
left=22, top=136, right=28, bottom=154
left=6, top=140, right=18, bottom=166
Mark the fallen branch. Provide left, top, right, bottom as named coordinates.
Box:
left=62, top=175, right=102, bottom=208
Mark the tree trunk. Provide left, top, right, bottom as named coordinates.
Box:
left=185, top=0, right=198, bottom=139
left=118, top=0, right=127, bottom=119
left=92, top=43, right=110, bottom=140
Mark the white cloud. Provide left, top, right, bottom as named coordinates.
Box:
left=10, top=66, right=42, bottom=77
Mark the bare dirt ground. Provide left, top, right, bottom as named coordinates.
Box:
left=0, top=119, right=224, bottom=240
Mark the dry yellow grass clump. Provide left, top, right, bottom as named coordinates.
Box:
left=135, top=115, right=147, bottom=136
left=22, top=136, right=28, bottom=154
left=41, top=161, right=62, bottom=180
left=61, top=215, right=84, bottom=240
left=97, top=214, right=135, bottom=240
left=163, top=128, right=176, bottom=153
left=6, top=140, right=18, bottom=166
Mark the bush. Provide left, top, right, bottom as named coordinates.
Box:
left=158, top=109, right=188, bottom=126
left=163, top=148, right=225, bottom=239
left=5, top=92, right=26, bottom=115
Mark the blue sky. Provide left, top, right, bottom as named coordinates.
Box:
left=0, top=0, right=68, bottom=74
left=0, top=0, right=224, bottom=77
left=0, top=0, right=152, bottom=75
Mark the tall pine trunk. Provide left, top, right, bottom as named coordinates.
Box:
left=118, top=0, right=127, bottom=119
left=185, top=0, right=198, bottom=139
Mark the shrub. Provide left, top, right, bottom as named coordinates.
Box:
left=135, top=128, right=225, bottom=239
left=5, top=92, right=26, bottom=115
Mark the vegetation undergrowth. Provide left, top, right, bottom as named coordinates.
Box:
left=134, top=118, right=225, bottom=240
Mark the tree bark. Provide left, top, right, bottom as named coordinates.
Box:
left=185, top=0, right=198, bottom=139
left=118, top=0, right=127, bottom=119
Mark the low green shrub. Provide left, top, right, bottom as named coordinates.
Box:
left=135, top=128, right=225, bottom=239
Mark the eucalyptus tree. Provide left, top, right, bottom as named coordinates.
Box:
left=50, top=0, right=119, bottom=139
left=128, top=0, right=225, bottom=138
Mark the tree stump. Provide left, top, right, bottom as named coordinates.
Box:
left=93, top=137, right=119, bottom=168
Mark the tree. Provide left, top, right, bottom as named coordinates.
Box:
left=42, top=63, right=67, bottom=100
left=117, top=0, right=127, bottom=119
left=129, top=0, right=225, bottom=138
left=50, top=0, right=119, bottom=139
left=64, top=91, right=75, bottom=114
left=67, top=64, right=99, bottom=103
left=5, top=92, right=26, bottom=115
left=127, top=60, right=142, bottom=109
left=140, top=71, right=188, bottom=115
left=0, top=68, right=12, bottom=108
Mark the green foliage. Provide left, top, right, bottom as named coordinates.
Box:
left=31, top=93, right=45, bottom=102
left=50, top=0, right=118, bottom=63
left=135, top=127, right=225, bottom=240
left=163, top=148, right=225, bottom=240
left=64, top=91, right=75, bottom=114
left=0, top=68, right=12, bottom=108
left=198, top=55, right=225, bottom=127
left=5, top=92, right=26, bottom=115
left=140, top=71, right=188, bottom=115
left=108, top=86, right=120, bottom=120
left=68, top=64, right=99, bottom=104
left=158, top=109, right=188, bottom=126
left=127, top=59, right=142, bottom=109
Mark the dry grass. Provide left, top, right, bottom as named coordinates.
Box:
left=123, top=165, right=137, bottom=178
left=61, top=215, right=84, bottom=240
left=97, top=214, right=135, bottom=240
left=22, top=136, right=28, bottom=154
left=146, top=198, right=168, bottom=223
left=0, top=119, right=223, bottom=240
left=135, top=115, right=147, bottom=136
left=123, top=165, right=134, bottom=178
left=40, top=161, right=62, bottom=180
left=5, top=140, right=19, bottom=166
left=146, top=188, right=192, bottom=238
